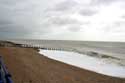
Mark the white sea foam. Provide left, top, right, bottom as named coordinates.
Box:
left=39, top=49, right=125, bottom=78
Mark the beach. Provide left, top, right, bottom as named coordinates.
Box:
left=0, top=47, right=124, bottom=83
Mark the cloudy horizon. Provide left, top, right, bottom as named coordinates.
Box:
left=0, top=0, right=125, bottom=41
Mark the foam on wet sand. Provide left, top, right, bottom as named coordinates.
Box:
left=39, top=49, right=125, bottom=78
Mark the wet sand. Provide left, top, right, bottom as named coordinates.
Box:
left=0, top=47, right=125, bottom=83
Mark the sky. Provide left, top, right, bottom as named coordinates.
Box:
left=0, top=0, right=125, bottom=41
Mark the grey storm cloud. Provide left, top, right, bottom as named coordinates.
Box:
left=41, top=16, right=84, bottom=33
left=115, top=21, right=125, bottom=26
left=78, top=0, right=121, bottom=16
left=79, top=8, right=97, bottom=16
left=0, top=0, right=99, bottom=34
left=0, top=0, right=125, bottom=41
left=48, top=0, right=119, bottom=17
left=68, top=25, right=83, bottom=32
left=0, top=0, right=44, bottom=38
left=0, top=0, right=112, bottom=38
left=121, top=15, right=125, bottom=19
left=52, top=0, right=78, bottom=11
left=91, top=0, right=119, bottom=5
left=0, top=20, right=12, bottom=25
left=101, top=20, right=125, bottom=33
left=47, top=16, right=82, bottom=26
left=49, top=0, right=99, bottom=17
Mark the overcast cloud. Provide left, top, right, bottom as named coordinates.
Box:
left=0, top=0, right=125, bottom=41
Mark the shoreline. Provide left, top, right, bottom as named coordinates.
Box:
left=39, top=49, right=125, bottom=78
left=0, top=47, right=124, bottom=83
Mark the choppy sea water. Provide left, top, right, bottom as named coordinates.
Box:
left=8, top=39, right=125, bottom=59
